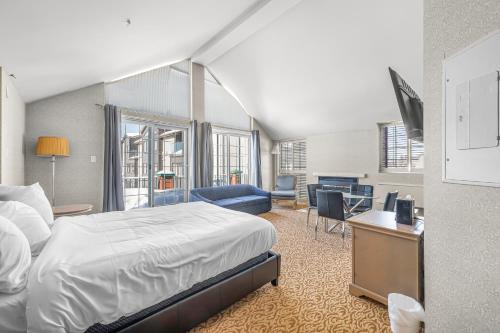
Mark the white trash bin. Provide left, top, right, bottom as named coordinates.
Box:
left=388, top=293, right=424, bottom=333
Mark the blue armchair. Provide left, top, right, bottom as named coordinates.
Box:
left=189, top=184, right=271, bottom=215
left=271, top=175, right=297, bottom=208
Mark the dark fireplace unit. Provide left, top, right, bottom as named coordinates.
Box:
left=318, top=176, right=373, bottom=211
left=318, top=176, right=358, bottom=188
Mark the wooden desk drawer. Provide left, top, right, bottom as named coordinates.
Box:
left=351, top=227, right=421, bottom=304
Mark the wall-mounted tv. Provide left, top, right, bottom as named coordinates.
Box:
left=389, top=67, right=424, bottom=142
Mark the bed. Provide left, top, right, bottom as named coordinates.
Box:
left=0, top=283, right=28, bottom=332
left=11, top=201, right=279, bottom=333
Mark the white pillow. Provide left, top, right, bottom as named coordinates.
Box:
left=0, top=201, right=51, bottom=256
left=0, top=216, right=31, bottom=293
left=0, top=183, right=54, bottom=227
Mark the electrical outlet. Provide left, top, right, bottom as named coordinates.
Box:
left=90, top=155, right=97, bottom=163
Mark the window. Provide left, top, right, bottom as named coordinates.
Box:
left=379, top=122, right=424, bottom=172
left=109, top=60, right=190, bottom=210
left=213, top=131, right=250, bottom=186
left=121, top=120, right=188, bottom=210
left=278, top=140, right=307, bottom=199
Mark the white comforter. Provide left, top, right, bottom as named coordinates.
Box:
left=26, top=202, right=277, bottom=333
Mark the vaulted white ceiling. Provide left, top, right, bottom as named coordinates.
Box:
left=207, top=0, right=423, bottom=139
left=0, top=0, right=422, bottom=140
left=0, top=0, right=258, bottom=102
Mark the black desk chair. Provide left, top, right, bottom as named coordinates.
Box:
left=306, top=184, right=322, bottom=227
left=316, top=190, right=346, bottom=240
left=383, top=191, right=399, bottom=211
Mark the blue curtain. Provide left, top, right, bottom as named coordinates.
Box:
left=189, top=120, right=199, bottom=189
left=251, top=130, right=263, bottom=188
left=103, top=105, right=125, bottom=212
left=200, top=122, right=213, bottom=187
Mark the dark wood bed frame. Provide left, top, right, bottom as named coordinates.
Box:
left=118, top=251, right=281, bottom=333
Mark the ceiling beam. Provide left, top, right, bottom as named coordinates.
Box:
left=191, top=0, right=303, bottom=64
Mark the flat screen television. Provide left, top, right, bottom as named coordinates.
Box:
left=388, top=67, right=423, bottom=142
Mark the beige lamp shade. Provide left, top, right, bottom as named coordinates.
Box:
left=36, top=136, right=70, bottom=157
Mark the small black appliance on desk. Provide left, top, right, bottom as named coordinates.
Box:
left=395, top=198, right=415, bottom=225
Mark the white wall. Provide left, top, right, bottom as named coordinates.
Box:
left=0, top=67, right=25, bottom=185
left=253, top=119, right=273, bottom=192
left=307, top=129, right=423, bottom=208
left=424, top=1, right=500, bottom=331
left=25, top=84, right=105, bottom=212
left=205, top=72, right=251, bottom=131
left=208, top=0, right=423, bottom=140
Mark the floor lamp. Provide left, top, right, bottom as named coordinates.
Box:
left=36, top=136, right=70, bottom=206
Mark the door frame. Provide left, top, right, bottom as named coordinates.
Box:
left=121, top=115, right=189, bottom=208
left=212, top=126, right=251, bottom=186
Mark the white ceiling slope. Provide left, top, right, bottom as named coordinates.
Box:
left=208, top=0, right=423, bottom=139
left=0, top=0, right=259, bottom=102
left=192, top=0, right=303, bottom=64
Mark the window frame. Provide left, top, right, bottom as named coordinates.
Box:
left=121, top=115, right=190, bottom=210
left=378, top=121, right=424, bottom=174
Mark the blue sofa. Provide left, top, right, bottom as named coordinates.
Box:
left=189, top=184, right=271, bottom=215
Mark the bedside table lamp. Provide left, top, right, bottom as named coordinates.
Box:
left=36, top=136, right=70, bottom=206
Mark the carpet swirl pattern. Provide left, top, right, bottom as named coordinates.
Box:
left=190, top=208, right=391, bottom=333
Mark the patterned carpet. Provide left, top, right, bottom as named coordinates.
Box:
left=190, top=208, right=391, bottom=333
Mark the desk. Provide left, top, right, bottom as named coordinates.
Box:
left=347, top=210, right=424, bottom=305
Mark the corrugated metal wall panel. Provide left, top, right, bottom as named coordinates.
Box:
left=106, top=60, right=190, bottom=119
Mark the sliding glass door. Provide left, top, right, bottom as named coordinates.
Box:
left=213, top=131, right=250, bottom=186
left=121, top=120, right=187, bottom=210
left=153, top=126, right=186, bottom=207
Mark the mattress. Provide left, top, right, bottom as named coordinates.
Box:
left=26, top=202, right=277, bottom=333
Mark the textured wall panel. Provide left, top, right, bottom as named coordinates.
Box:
left=25, top=84, right=105, bottom=212
left=106, top=61, right=190, bottom=119
left=424, top=1, right=500, bottom=331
